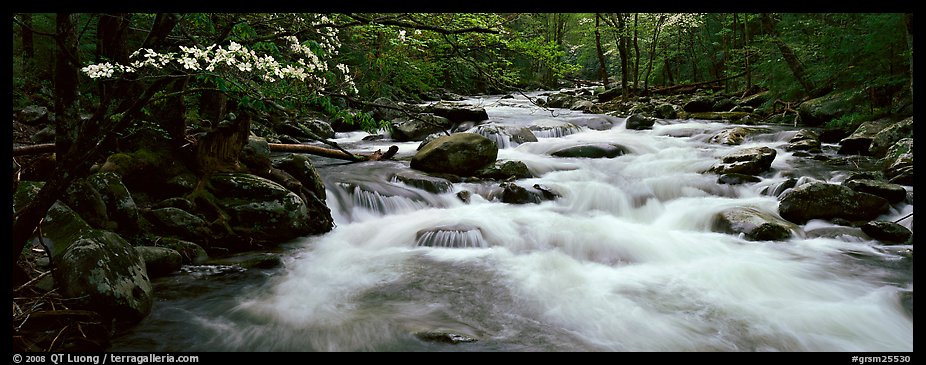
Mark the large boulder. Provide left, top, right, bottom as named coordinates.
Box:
left=778, top=182, right=889, bottom=224
left=62, top=178, right=111, bottom=230
left=712, top=207, right=797, bottom=241
left=625, top=114, right=657, bottom=130
left=654, top=104, right=679, bottom=119
left=798, top=90, right=859, bottom=126
left=86, top=172, right=140, bottom=234
left=786, top=129, right=822, bottom=153
left=208, top=173, right=331, bottom=242
left=838, top=118, right=893, bottom=155
left=550, top=143, right=630, bottom=159
left=145, top=207, right=212, bottom=242
left=881, top=138, right=913, bottom=185
left=371, top=97, right=405, bottom=121
left=427, top=102, right=489, bottom=124
left=684, top=96, right=714, bottom=113
left=708, top=127, right=770, bottom=145
left=712, top=97, right=737, bottom=112
left=545, top=93, right=581, bottom=109
left=709, top=146, right=777, bottom=176
left=868, top=117, right=913, bottom=157
left=842, top=179, right=908, bottom=204
left=271, top=154, right=327, bottom=201
left=390, top=114, right=453, bottom=141
left=565, top=115, right=618, bottom=131
left=739, top=90, right=770, bottom=108
left=17, top=105, right=50, bottom=126
left=411, top=133, right=499, bottom=176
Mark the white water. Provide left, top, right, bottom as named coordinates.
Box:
left=112, top=92, right=912, bottom=352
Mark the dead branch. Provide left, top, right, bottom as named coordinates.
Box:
left=268, top=143, right=398, bottom=162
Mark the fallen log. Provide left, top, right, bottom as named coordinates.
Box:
left=651, top=72, right=746, bottom=95
left=268, top=143, right=398, bottom=162
left=12, top=143, right=55, bottom=156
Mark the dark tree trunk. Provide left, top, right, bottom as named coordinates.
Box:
left=96, top=13, right=132, bottom=105
left=744, top=14, right=752, bottom=90
left=594, top=14, right=610, bottom=86
left=688, top=30, right=700, bottom=83
left=200, top=89, right=228, bottom=124
left=643, top=15, right=666, bottom=96
left=158, top=76, right=191, bottom=146
left=903, top=13, right=913, bottom=100
left=633, top=14, right=640, bottom=89
left=54, top=13, right=80, bottom=158
left=21, top=13, right=34, bottom=58
left=614, top=14, right=630, bottom=100
left=760, top=13, right=815, bottom=95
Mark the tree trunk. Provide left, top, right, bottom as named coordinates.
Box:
left=633, top=14, right=640, bottom=90
left=907, top=18, right=913, bottom=98
left=594, top=14, right=610, bottom=86
left=54, top=13, right=80, bottom=158
left=21, top=13, right=34, bottom=58
left=614, top=14, right=630, bottom=100
left=744, top=14, right=752, bottom=90
left=643, top=15, right=666, bottom=96
left=664, top=58, right=675, bottom=85
left=760, top=13, right=815, bottom=95
left=688, top=30, right=700, bottom=83
left=96, top=13, right=132, bottom=106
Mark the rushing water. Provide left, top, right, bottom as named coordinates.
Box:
left=111, top=92, right=913, bottom=352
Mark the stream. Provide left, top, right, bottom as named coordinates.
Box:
left=110, top=91, right=913, bottom=352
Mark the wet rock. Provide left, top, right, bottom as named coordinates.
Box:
left=805, top=226, right=871, bottom=240
left=135, top=246, right=183, bottom=278
left=838, top=118, right=893, bottom=155
left=456, top=190, right=472, bottom=204
left=499, top=182, right=551, bottom=204
left=427, top=102, right=489, bottom=124
left=415, top=331, right=478, bottom=344
left=718, top=173, right=762, bottom=185
left=778, top=182, right=889, bottom=224
left=476, top=160, right=533, bottom=180
left=881, top=138, right=913, bottom=186
left=527, top=119, right=581, bottom=138
left=709, top=146, right=777, bottom=176
left=868, top=117, right=913, bottom=157
left=712, top=207, right=796, bottom=241
left=390, top=114, right=453, bottom=141
left=415, top=224, right=488, bottom=248
left=842, top=179, right=907, bottom=204
left=761, top=178, right=798, bottom=197
left=861, top=221, right=912, bottom=244
left=145, top=236, right=208, bottom=264
left=469, top=123, right=538, bottom=148
left=709, top=127, right=750, bottom=145
left=206, top=252, right=285, bottom=270
left=566, top=115, right=619, bottom=131
left=271, top=154, right=327, bottom=201
left=208, top=173, right=330, bottom=241
left=411, top=133, right=499, bottom=177
left=786, top=129, right=822, bottom=153
left=712, top=97, right=737, bottom=112
left=551, top=143, right=630, bottom=159
left=545, top=93, right=581, bottom=109
left=392, top=171, right=455, bottom=193
left=626, top=113, right=657, bottom=130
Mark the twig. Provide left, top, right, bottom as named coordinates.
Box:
left=13, top=271, right=51, bottom=293
left=894, top=212, right=913, bottom=223
left=47, top=325, right=70, bottom=352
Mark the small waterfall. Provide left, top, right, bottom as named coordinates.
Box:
left=416, top=225, right=490, bottom=249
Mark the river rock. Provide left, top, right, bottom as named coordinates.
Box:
left=415, top=331, right=478, bottom=344
left=86, top=172, right=140, bottom=234
left=709, top=146, right=777, bottom=176
left=476, top=160, right=533, bottom=180
left=392, top=170, right=454, bottom=194
left=145, top=237, right=208, bottom=264
left=868, top=117, right=913, bottom=158
left=709, top=127, right=751, bottom=145
left=718, top=173, right=762, bottom=185
left=390, top=114, right=453, bottom=141
left=739, top=90, right=769, bottom=107
left=528, top=119, right=581, bottom=138
left=55, top=229, right=153, bottom=324
left=208, top=173, right=330, bottom=242
left=145, top=207, right=212, bottom=242
left=786, top=129, right=822, bottom=153
left=551, top=143, right=630, bottom=158
left=135, top=246, right=182, bottom=278
left=597, top=87, right=622, bottom=103
left=778, top=182, right=889, bottom=224
left=684, top=96, right=714, bottom=113
left=371, top=97, right=405, bottom=121
left=545, top=93, right=581, bottom=109
left=655, top=103, right=679, bottom=119
left=415, top=224, right=489, bottom=248
left=712, top=207, right=796, bottom=241
left=271, top=154, right=327, bottom=201
left=861, top=221, right=912, bottom=244
left=798, top=91, right=857, bottom=126
left=805, top=226, right=871, bottom=240
left=500, top=182, right=547, bottom=204
left=838, top=118, right=893, bottom=155
left=566, top=115, right=618, bottom=131
left=62, top=178, right=111, bottom=230
left=761, top=178, right=798, bottom=198
left=427, top=102, right=489, bottom=124
left=842, top=179, right=907, bottom=204
left=712, top=97, right=737, bottom=112
left=411, top=133, right=498, bottom=177
left=469, top=123, right=538, bottom=148
left=882, top=138, right=913, bottom=185
left=626, top=114, right=656, bottom=130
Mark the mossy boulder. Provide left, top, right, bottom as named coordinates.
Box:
left=842, top=179, right=908, bottom=204
left=712, top=207, right=797, bottom=241
left=144, top=207, right=213, bottom=242
left=86, top=172, right=140, bottom=234
left=709, top=146, right=777, bottom=176
left=861, top=221, right=912, bottom=244
left=271, top=154, right=327, bottom=201
left=390, top=114, right=453, bottom=141
left=798, top=90, right=859, bottom=126
left=411, top=133, right=499, bottom=177
left=868, top=117, right=913, bottom=158
left=838, top=118, right=894, bottom=155
left=550, top=143, right=630, bottom=159
left=881, top=138, right=913, bottom=185
left=625, top=114, right=657, bottom=130
left=135, top=246, right=183, bottom=278
left=786, top=129, right=822, bottom=153
left=476, top=160, right=533, bottom=180
left=427, top=102, right=489, bottom=124
left=778, top=182, right=889, bottom=224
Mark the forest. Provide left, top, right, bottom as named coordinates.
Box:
left=11, top=13, right=914, bottom=352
